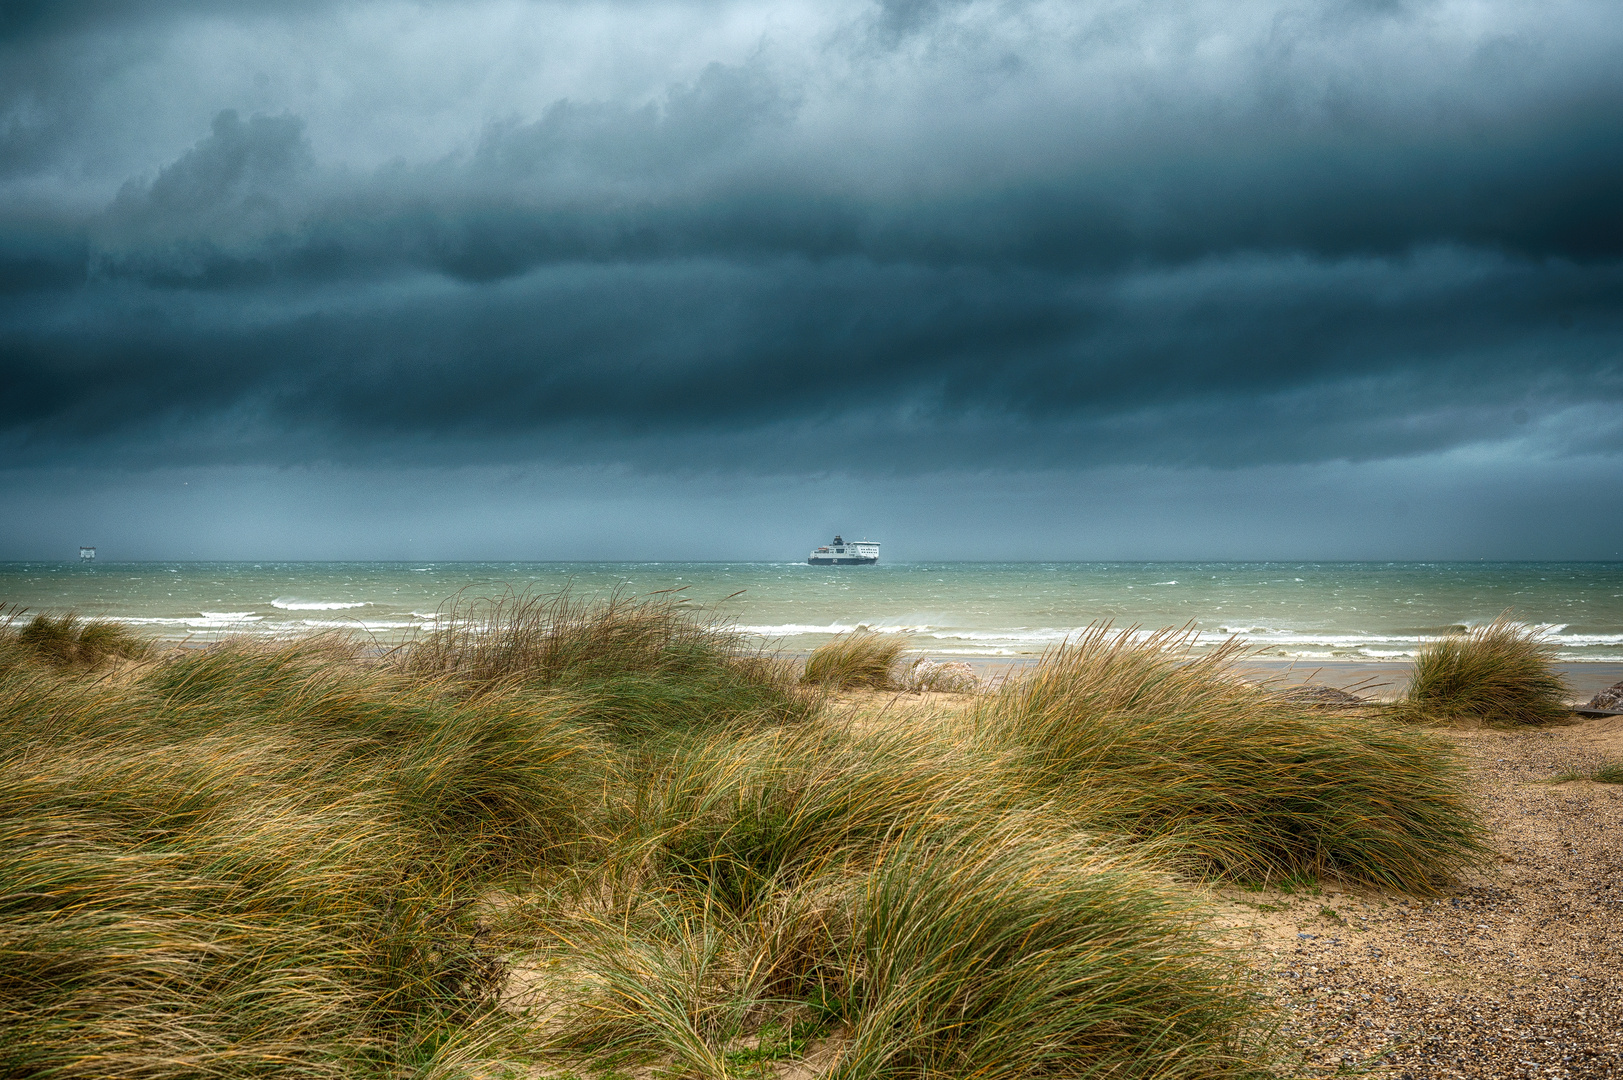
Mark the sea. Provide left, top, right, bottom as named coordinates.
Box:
left=4, top=561, right=1623, bottom=667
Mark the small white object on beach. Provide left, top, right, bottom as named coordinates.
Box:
left=904, top=658, right=979, bottom=693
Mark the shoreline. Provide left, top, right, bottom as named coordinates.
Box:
left=137, top=636, right=1623, bottom=704
left=912, top=655, right=1623, bottom=703
left=8, top=561, right=1622, bottom=669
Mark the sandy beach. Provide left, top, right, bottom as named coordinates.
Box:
left=1233, top=661, right=1623, bottom=704
left=939, top=657, right=1623, bottom=704
left=855, top=672, right=1623, bottom=1079
left=1216, top=711, right=1623, bottom=1079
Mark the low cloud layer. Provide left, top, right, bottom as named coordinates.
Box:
left=1, top=0, right=1620, bottom=555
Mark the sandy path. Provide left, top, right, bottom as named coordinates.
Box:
left=1219, top=716, right=1623, bottom=1079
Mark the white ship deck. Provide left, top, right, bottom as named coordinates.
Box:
left=808, top=536, right=879, bottom=565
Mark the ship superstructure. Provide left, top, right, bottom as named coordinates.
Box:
left=808, top=535, right=880, bottom=566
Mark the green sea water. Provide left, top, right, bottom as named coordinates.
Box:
left=3, top=561, right=1622, bottom=663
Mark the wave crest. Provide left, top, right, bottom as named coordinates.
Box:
left=271, top=597, right=370, bottom=611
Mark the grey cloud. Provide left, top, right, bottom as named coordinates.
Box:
left=64, top=73, right=1623, bottom=294
left=115, top=110, right=310, bottom=222
left=94, top=111, right=312, bottom=285
left=0, top=0, right=1620, bottom=491
left=473, top=61, right=795, bottom=185
left=0, top=225, right=87, bottom=294
left=10, top=4, right=1620, bottom=285
left=869, top=0, right=975, bottom=43
left=6, top=453, right=1622, bottom=561
left=0, top=1, right=329, bottom=44
left=4, top=247, right=1617, bottom=471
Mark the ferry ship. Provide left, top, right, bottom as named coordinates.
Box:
left=808, top=535, right=880, bottom=565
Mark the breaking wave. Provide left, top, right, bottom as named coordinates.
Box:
left=271, top=597, right=370, bottom=611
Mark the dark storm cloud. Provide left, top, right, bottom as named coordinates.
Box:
left=2, top=0, right=1621, bottom=476
left=67, top=51, right=1623, bottom=284
left=0, top=1, right=329, bottom=42
left=7, top=250, right=1617, bottom=471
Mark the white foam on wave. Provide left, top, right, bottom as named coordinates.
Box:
left=926, top=628, right=1082, bottom=644
left=740, top=622, right=1086, bottom=642
left=111, top=612, right=264, bottom=628
left=737, top=622, right=863, bottom=636
left=1224, top=629, right=1427, bottom=646
left=919, top=647, right=1024, bottom=657
left=739, top=624, right=1164, bottom=649
left=1219, top=624, right=1622, bottom=648
left=857, top=624, right=934, bottom=635
left=271, top=597, right=370, bottom=611
left=1540, top=632, right=1623, bottom=646
left=1464, top=619, right=1568, bottom=635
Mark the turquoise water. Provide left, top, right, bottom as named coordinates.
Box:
left=3, top=561, right=1622, bottom=662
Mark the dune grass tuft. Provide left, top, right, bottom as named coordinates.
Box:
left=975, top=625, right=1487, bottom=890
left=397, top=587, right=809, bottom=739
left=801, top=630, right=907, bottom=690
left=4, top=609, right=150, bottom=670
left=626, top=720, right=996, bottom=918
left=1402, top=616, right=1570, bottom=725
left=830, top=822, right=1270, bottom=1080
left=0, top=637, right=606, bottom=1078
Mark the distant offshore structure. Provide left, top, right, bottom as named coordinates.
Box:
left=808, top=535, right=880, bottom=566
left=79, top=546, right=96, bottom=561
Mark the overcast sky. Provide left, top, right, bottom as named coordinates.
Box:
left=2, top=0, right=1620, bottom=560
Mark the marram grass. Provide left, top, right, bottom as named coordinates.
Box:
left=1401, top=616, right=1571, bottom=725
left=0, top=600, right=1494, bottom=1078
left=974, top=625, right=1489, bottom=890
left=550, top=820, right=1275, bottom=1080
left=625, top=719, right=1000, bottom=917
left=396, top=587, right=810, bottom=739
left=0, top=636, right=605, bottom=1078
left=2, top=608, right=150, bottom=670
left=831, top=821, right=1272, bottom=1080
left=801, top=629, right=908, bottom=690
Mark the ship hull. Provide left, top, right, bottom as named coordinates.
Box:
left=808, top=556, right=878, bottom=565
